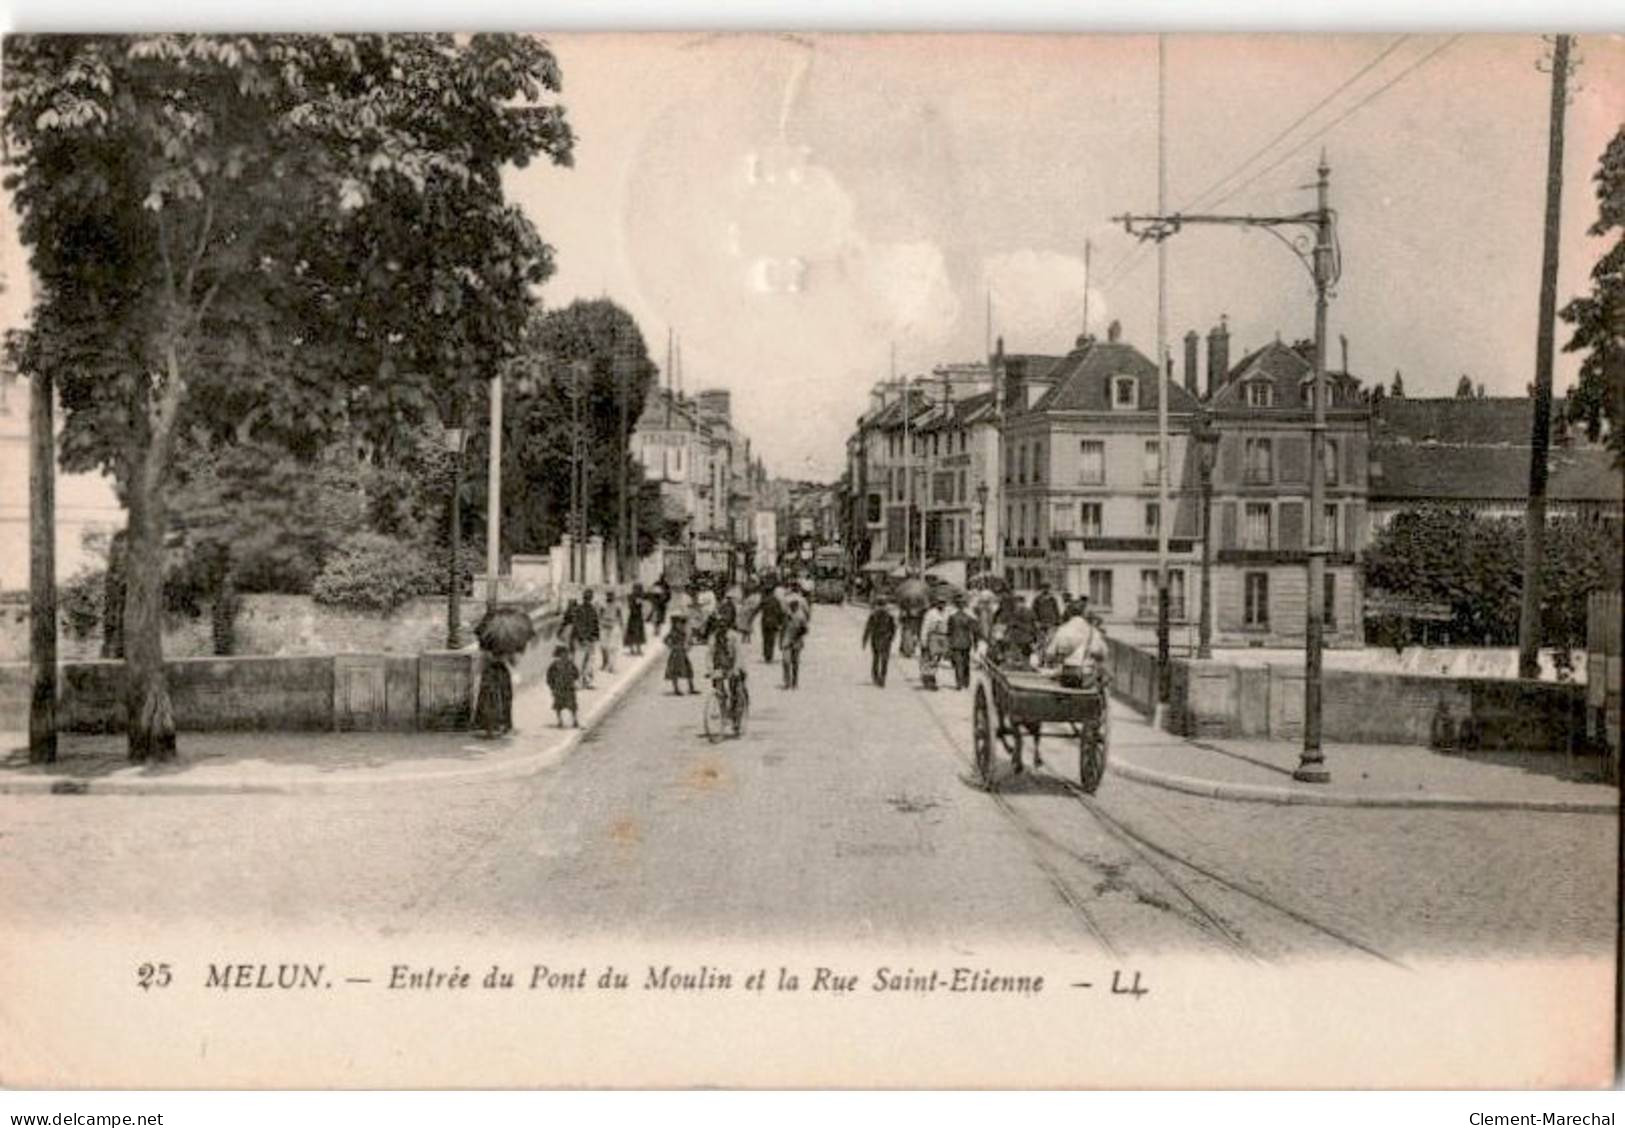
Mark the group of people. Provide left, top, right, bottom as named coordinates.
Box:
left=541, top=583, right=664, bottom=729
left=661, top=574, right=815, bottom=699
left=861, top=579, right=1109, bottom=692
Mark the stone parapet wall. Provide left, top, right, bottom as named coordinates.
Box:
left=1107, top=637, right=1589, bottom=753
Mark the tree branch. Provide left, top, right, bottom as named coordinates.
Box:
left=181, top=197, right=216, bottom=304
left=157, top=209, right=176, bottom=302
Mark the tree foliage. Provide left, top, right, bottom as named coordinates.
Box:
left=1561, top=125, right=1625, bottom=466
left=461, top=298, right=669, bottom=560
left=1364, top=506, right=1622, bottom=647
left=2, top=34, right=573, bottom=760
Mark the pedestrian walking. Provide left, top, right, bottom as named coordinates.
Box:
left=624, top=584, right=648, bottom=655
left=598, top=590, right=625, bottom=673
left=947, top=592, right=980, bottom=690
left=918, top=595, right=949, bottom=690
left=739, top=584, right=761, bottom=644
left=861, top=596, right=898, bottom=687
left=759, top=583, right=784, bottom=663
left=572, top=589, right=601, bottom=688
left=650, top=577, right=670, bottom=631
left=664, top=613, right=698, bottom=695
left=1033, top=580, right=1061, bottom=650
left=779, top=595, right=809, bottom=689
left=546, top=643, right=580, bottom=728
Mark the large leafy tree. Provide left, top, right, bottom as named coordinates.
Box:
left=3, top=35, right=572, bottom=760
left=1364, top=506, right=1621, bottom=647
left=1562, top=126, right=1624, bottom=466
left=463, top=299, right=668, bottom=560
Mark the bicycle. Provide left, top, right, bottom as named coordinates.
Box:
left=702, top=668, right=750, bottom=742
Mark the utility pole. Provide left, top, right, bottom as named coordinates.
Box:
left=1114, top=152, right=1339, bottom=784
left=486, top=367, right=503, bottom=611
left=29, top=358, right=57, bottom=763
left=1082, top=239, right=1092, bottom=338
left=1519, top=33, right=1572, bottom=681
left=992, top=335, right=1005, bottom=584
left=1154, top=33, right=1172, bottom=724
left=617, top=333, right=630, bottom=586
left=569, top=359, right=583, bottom=583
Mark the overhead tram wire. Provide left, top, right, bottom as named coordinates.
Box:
left=1203, top=34, right=1465, bottom=213
left=1177, top=35, right=1411, bottom=218
left=1094, top=34, right=1451, bottom=299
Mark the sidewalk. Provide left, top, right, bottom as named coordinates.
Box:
left=1105, top=700, right=1617, bottom=813
left=0, top=643, right=664, bottom=797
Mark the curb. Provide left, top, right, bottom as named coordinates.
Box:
left=0, top=647, right=665, bottom=798
left=1108, top=756, right=1618, bottom=814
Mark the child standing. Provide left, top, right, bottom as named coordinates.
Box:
left=546, top=642, right=580, bottom=728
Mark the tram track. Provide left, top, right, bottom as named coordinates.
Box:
left=912, top=675, right=1405, bottom=966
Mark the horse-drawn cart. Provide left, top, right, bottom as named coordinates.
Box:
left=970, top=654, right=1108, bottom=792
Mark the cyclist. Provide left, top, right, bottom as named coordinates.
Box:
left=708, top=618, right=747, bottom=721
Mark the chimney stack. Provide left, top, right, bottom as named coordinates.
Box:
left=1339, top=333, right=1349, bottom=375
left=1107, top=319, right=1122, bottom=343
left=1183, top=330, right=1200, bottom=398
left=1206, top=315, right=1230, bottom=399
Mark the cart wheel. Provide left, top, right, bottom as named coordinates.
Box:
left=702, top=691, right=722, bottom=744
left=1079, top=722, right=1107, bottom=794
left=972, top=688, right=995, bottom=786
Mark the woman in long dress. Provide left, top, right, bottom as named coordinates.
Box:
left=664, top=613, right=696, bottom=695
left=624, top=584, right=648, bottom=655
left=473, top=645, right=514, bottom=738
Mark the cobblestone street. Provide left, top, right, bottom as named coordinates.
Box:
left=0, top=606, right=1613, bottom=960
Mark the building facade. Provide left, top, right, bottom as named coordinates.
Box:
left=998, top=325, right=1202, bottom=635
left=1204, top=337, right=1370, bottom=648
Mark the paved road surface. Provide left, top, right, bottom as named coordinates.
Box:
left=0, top=604, right=1613, bottom=959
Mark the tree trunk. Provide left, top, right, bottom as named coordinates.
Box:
left=123, top=449, right=176, bottom=762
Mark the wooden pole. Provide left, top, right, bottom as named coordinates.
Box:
left=1519, top=34, right=1571, bottom=680
left=29, top=362, right=57, bottom=763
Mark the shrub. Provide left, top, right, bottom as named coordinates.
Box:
left=311, top=533, right=438, bottom=612
left=58, top=569, right=104, bottom=639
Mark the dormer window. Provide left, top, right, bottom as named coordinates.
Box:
left=1246, top=380, right=1273, bottom=408
left=1112, top=376, right=1138, bottom=409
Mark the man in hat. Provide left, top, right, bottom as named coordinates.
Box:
left=572, top=589, right=601, bottom=688
left=946, top=592, right=981, bottom=691
left=1033, top=579, right=1062, bottom=647
left=918, top=593, right=950, bottom=691
left=758, top=581, right=785, bottom=664
left=860, top=595, right=898, bottom=687
left=1044, top=594, right=1108, bottom=690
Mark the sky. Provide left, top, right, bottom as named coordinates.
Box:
left=3, top=32, right=1620, bottom=484
left=507, top=32, right=1622, bottom=480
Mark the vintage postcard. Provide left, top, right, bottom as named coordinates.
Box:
left=0, top=31, right=1619, bottom=1089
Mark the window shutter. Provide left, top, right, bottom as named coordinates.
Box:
left=1173, top=496, right=1198, bottom=538
left=1279, top=500, right=1305, bottom=549
left=1345, top=433, right=1361, bottom=487
left=1346, top=501, right=1363, bottom=554
left=1218, top=435, right=1240, bottom=486
left=1279, top=436, right=1309, bottom=483
left=1220, top=501, right=1238, bottom=549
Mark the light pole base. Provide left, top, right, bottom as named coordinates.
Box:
left=1293, top=760, right=1331, bottom=784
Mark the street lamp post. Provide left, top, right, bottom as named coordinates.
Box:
left=1113, top=153, right=1338, bottom=783
left=1194, top=409, right=1220, bottom=660
left=443, top=412, right=467, bottom=650
left=975, top=479, right=990, bottom=579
